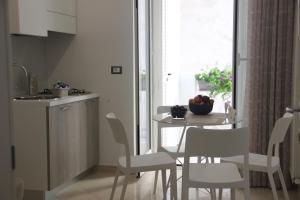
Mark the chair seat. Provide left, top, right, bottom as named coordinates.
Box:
left=119, top=152, right=176, bottom=172
left=188, top=163, right=243, bottom=188
left=221, top=153, right=280, bottom=172
left=160, top=145, right=185, bottom=158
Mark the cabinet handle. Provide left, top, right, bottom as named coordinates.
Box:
left=60, top=106, right=71, bottom=111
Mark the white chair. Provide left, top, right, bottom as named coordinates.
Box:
left=15, top=177, right=24, bottom=200
left=156, top=105, right=189, bottom=157
left=106, top=113, right=177, bottom=200
left=182, top=127, right=250, bottom=200
left=154, top=105, right=188, bottom=194
left=221, top=113, right=293, bottom=200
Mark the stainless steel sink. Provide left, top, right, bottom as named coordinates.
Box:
left=14, top=95, right=59, bottom=100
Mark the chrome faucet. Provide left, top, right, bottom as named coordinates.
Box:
left=12, top=63, right=31, bottom=96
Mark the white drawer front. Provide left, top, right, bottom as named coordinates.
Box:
left=47, top=0, right=76, bottom=16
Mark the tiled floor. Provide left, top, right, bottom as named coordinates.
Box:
left=55, top=167, right=299, bottom=200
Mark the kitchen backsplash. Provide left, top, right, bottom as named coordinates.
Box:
left=10, top=35, right=49, bottom=96
left=9, top=33, right=74, bottom=97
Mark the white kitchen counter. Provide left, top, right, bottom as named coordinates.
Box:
left=12, top=93, right=99, bottom=107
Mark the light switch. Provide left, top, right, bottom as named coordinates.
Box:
left=111, top=66, right=122, bottom=74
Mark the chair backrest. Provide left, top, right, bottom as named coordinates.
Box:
left=106, top=113, right=131, bottom=168
left=183, top=127, right=249, bottom=184
left=185, top=127, right=249, bottom=158
left=156, top=105, right=189, bottom=150
left=267, top=113, right=293, bottom=159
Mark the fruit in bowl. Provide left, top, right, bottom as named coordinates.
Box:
left=171, top=105, right=187, bottom=118
left=53, top=81, right=71, bottom=89
left=52, top=81, right=71, bottom=97
left=189, top=95, right=214, bottom=115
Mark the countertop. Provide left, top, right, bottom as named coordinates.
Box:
left=12, top=93, right=99, bottom=107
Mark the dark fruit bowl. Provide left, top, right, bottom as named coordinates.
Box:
left=171, top=105, right=187, bottom=118
left=189, top=102, right=213, bottom=115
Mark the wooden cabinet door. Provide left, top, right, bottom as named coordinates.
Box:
left=48, top=102, right=81, bottom=189
left=79, top=99, right=99, bottom=171
left=86, top=98, right=99, bottom=167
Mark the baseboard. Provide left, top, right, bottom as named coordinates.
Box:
left=24, top=190, right=45, bottom=200
left=96, top=165, right=116, bottom=170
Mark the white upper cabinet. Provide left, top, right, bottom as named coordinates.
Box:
left=8, top=0, right=77, bottom=37
left=47, top=0, right=77, bottom=34
left=8, top=0, right=48, bottom=37
left=47, top=0, right=76, bottom=16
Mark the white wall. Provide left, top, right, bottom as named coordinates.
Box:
left=47, top=0, right=136, bottom=166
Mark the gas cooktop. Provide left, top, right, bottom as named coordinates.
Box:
left=39, top=88, right=91, bottom=96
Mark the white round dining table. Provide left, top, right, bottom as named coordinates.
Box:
left=153, top=111, right=241, bottom=157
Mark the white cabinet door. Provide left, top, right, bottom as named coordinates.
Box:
left=8, top=0, right=48, bottom=36
left=46, top=0, right=77, bottom=34
left=47, top=12, right=77, bottom=34
left=47, top=0, right=76, bottom=16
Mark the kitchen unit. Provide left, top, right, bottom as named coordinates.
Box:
left=13, top=94, right=99, bottom=194
left=8, top=0, right=77, bottom=36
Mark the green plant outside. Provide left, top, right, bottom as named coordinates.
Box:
left=195, top=67, right=233, bottom=99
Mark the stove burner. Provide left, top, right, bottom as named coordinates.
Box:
left=39, top=89, right=53, bottom=95
left=39, top=88, right=90, bottom=96
left=68, top=88, right=90, bottom=95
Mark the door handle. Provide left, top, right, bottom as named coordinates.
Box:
left=237, top=52, right=248, bottom=66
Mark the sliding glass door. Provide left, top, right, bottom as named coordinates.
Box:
left=234, top=0, right=249, bottom=126
left=137, top=0, right=151, bottom=155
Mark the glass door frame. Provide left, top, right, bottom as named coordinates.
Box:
left=233, top=0, right=238, bottom=110
left=233, top=0, right=249, bottom=124
left=136, top=0, right=152, bottom=156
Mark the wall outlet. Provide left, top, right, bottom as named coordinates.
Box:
left=111, top=66, right=122, bottom=74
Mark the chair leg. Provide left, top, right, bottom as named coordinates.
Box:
left=181, top=183, right=188, bottom=200
left=162, top=169, right=167, bottom=200
left=230, top=188, right=235, bottom=200
left=153, top=170, right=159, bottom=194
left=210, top=188, right=216, bottom=200
left=166, top=174, right=171, bottom=189
left=170, top=166, right=177, bottom=200
left=218, top=188, right=223, bottom=200
left=110, top=169, right=120, bottom=200
left=278, top=167, right=290, bottom=200
left=195, top=187, right=200, bottom=198
left=268, top=171, right=279, bottom=200
left=244, top=186, right=250, bottom=200
left=120, top=173, right=129, bottom=200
